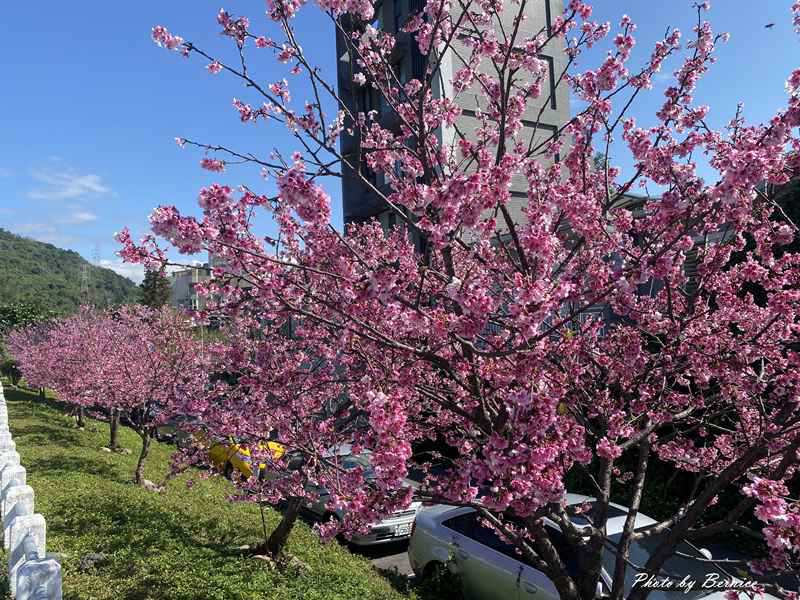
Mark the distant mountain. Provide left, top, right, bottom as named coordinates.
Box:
left=0, top=228, right=139, bottom=313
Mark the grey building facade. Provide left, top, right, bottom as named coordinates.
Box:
left=170, top=264, right=212, bottom=311
left=336, top=0, right=570, bottom=231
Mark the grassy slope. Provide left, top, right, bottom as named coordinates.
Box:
left=1, top=385, right=407, bottom=600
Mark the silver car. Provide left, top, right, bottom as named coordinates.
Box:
left=304, top=445, right=421, bottom=546
left=409, top=494, right=778, bottom=600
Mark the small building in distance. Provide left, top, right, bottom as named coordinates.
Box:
left=169, top=263, right=211, bottom=311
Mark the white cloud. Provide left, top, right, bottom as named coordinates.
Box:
left=98, top=259, right=145, bottom=284
left=16, top=223, right=57, bottom=235
left=65, top=210, right=98, bottom=224
left=28, top=169, right=111, bottom=201
left=14, top=223, right=77, bottom=246
left=103, top=261, right=183, bottom=283
left=653, top=71, right=674, bottom=86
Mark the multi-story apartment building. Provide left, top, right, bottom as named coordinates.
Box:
left=336, top=0, right=570, bottom=231
left=169, top=263, right=212, bottom=311
left=170, top=254, right=257, bottom=312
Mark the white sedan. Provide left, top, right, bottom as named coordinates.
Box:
left=408, top=494, right=777, bottom=600
left=303, top=445, right=421, bottom=546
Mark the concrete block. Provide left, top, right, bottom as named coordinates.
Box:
left=3, top=485, right=34, bottom=549
left=0, top=449, right=20, bottom=470
left=8, top=514, right=46, bottom=597
left=1, top=465, right=26, bottom=516
left=16, top=556, right=62, bottom=600
left=0, top=440, right=16, bottom=457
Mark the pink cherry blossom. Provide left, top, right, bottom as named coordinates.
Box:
left=125, top=2, right=800, bottom=595
left=151, top=25, right=184, bottom=51
left=200, top=158, right=225, bottom=172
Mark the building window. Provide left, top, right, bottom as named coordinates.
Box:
left=393, top=0, right=404, bottom=32
left=358, top=85, right=381, bottom=114
left=539, top=54, right=557, bottom=110
left=394, top=55, right=408, bottom=85
left=411, top=45, right=426, bottom=80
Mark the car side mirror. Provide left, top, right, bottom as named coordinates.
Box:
left=699, top=548, right=713, bottom=560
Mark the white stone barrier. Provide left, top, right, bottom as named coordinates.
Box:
left=0, top=382, right=62, bottom=599
left=5, top=485, right=35, bottom=550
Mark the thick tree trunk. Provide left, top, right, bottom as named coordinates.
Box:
left=38, top=387, right=45, bottom=400
left=265, top=497, right=302, bottom=557
left=76, top=407, right=85, bottom=429
left=134, top=431, right=151, bottom=485
left=109, top=409, right=120, bottom=450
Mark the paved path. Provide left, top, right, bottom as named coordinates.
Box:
left=369, top=548, right=413, bottom=577
left=351, top=540, right=414, bottom=577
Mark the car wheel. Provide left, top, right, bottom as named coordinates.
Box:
left=223, top=462, right=234, bottom=480
left=421, top=562, right=463, bottom=600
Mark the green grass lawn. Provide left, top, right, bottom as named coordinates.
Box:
left=0, top=383, right=410, bottom=600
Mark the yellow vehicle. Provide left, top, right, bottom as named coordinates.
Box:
left=207, top=437, right=285, bottom=480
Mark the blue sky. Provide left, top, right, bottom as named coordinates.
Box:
left=0, top=1, right=797, bottom=282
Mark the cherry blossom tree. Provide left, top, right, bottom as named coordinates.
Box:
left=6, top=308, right=107, bottom=428
left=108, top=306, right=210, bottom=485
left=1, top=302, right=59, bottom=390
left=121, top=0, right=800, bottom=597
left=9, top=307, right=209, bottom=485
left=175, top=313, right=417, bottom=558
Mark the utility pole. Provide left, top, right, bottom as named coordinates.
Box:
left=80, top=264, right=91, bottom=307
left=92, top=244, right=112, bottom=307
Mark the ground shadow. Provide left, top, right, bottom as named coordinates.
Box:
left=49, top=489, right=257, bottom=556
left=25, top=454, right=121, bottom=481
left=9, top=423, right=82, bottom=447
left=2, top=386, right=70, bottom=413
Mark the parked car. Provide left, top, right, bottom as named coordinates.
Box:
left=301, top=444, right=421, bottom=547
left=408, top=494, right=778, bottom=600
left=154, top=414, right=201, bottom=445
left=120, top=403, right=162, bottom=429
left=206, top=436, right=286, bottom=480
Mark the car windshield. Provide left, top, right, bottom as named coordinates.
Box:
left=340, top=453, right=376, bottom=480
left=604, top=533, right=732, bottom=600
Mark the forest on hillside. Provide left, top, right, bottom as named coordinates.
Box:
left=0, top=228, right=139, bottom=313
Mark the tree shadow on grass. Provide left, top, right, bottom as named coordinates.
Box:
left=2, top=386, right=67, bottom=413
left=10, top=424, right=82, bottom=447
left=46, top=492, right=257, bottom=573
left=42, top=492, right=257, bottom=598
left=25, top=454, right=122, bottom=482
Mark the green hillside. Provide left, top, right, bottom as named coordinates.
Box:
left=0, top=228, right=139, bottom=313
